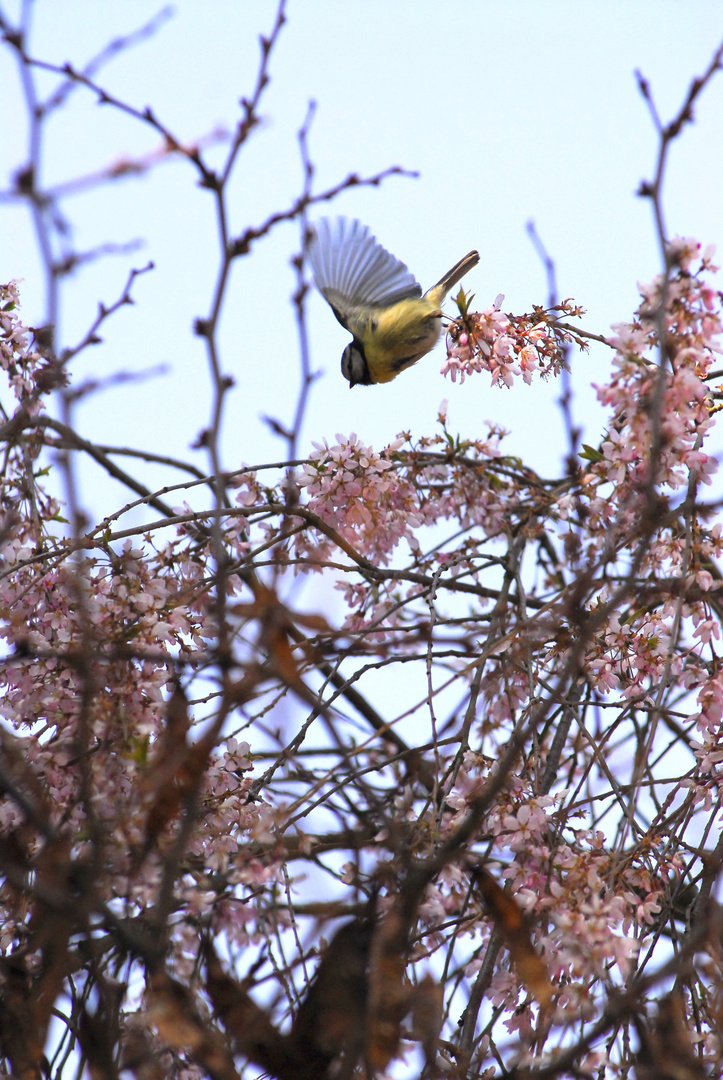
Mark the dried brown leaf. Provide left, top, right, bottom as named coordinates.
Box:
left=408, top=974, right=443, bottom=1068
left=0, top=957, right=48, bottom=1080
left=138, top=686, right=210, bottom=858
left=633, top=992, right=706, bottom=1080
left=476, top=867, right=553, bottom=1008
left=78, top=995, right=121, bottom=1080
left=366, top=907, right=411, bottom=1071
left=120, top=1021, right=169, bottom=1080
left=290, top=918, right=372, bottom=1070
left=231, top=584, right=331, bottom=684
left=146, top=969, right=239, bottom=1080
left=0, top=838, right=76, bottom=1080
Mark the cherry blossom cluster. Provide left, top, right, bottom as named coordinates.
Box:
left=594, top=243, right=719, bottom=500
left=441, top=295, right=578, bottom=386
left=294, top=423, right=516, bottom=636
left=0, top=284, right=274, bottom=979
left=554, top=245, right=723, bottom=809
left=297, top=432, right=422, bottom=565
left=389, top=756, right=683, bottom=1063
left=0, top=279, right=43, bottom=402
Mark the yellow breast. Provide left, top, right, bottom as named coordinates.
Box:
left=362, top=297, right=443, bottom=383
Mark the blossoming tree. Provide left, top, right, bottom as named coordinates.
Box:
left=1, top=4, right=723, bottom=1079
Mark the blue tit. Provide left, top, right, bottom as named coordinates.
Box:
left=309, top=217, right=479, bottom=388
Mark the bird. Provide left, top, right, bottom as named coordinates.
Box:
left=309, top=217, right=479, bottom=388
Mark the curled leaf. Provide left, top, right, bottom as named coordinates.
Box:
left=475, top=867, right=553, bottom=1008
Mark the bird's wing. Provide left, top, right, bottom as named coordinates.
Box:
left=309, top=217, right=422, bottom=328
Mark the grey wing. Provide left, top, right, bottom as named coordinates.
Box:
left=309, top=217, right=422, bottom=328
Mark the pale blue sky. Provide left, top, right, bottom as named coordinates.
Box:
left=2, top=1, right=723, bottom=513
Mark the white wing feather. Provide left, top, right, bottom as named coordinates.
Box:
left=309, top=218, right=422, bottom=328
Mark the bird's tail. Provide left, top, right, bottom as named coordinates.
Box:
left=427, top=250, right=480, bottom=302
